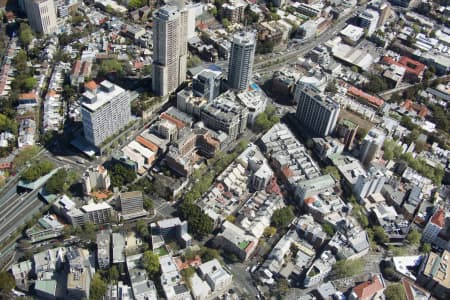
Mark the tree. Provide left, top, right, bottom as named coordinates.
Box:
left=271, top=207, right=294, bottom=228
left=277, top=278, right=289, bottom=293
left=364, top=75, right=388, bottom=93
left=420, top=243, right=431, bottom=253
left=0, top=271, right=15, bottom=293
left=264, top=226, right=276, bottom=237
left=23, top=77, right=37, bottom=91
left=325, top=80, right=338, bottom=94
left=0, top=113, right=17, bottom=135
left=181, top=266, right=196, bottom=281
left=142, top=251, right=160, bottom=277
left=373, top=226, right=389, bottom=245
left=406, top=229, right=421, bottom=245
left=129, top=0, right=146, bottom=9
left=199, top=246, right=220, bottom=262
left=385, top=283, right=407, bottom=300
left=107, top=266, right=119, bottom=283
left=109, top=163, right=137, bottom=187
left=187, top=55, right=202, bottom=68
left=143, top=196, right=153, bottom=211
left=82, top=222, right=96, bottom=241
left=21, top=161, right=55, bottom=182
left=179, top=202, right=214, bottom=238
left=99, top=59, right=124, bottom=77
left=323, top=166, right=341, bottom=181
left=136, top=220, right=149, bottom=238
left=322, top=223, right=335, bottom=237
left=13, top=50, right=28, bottom=73
left=333, top=259, right=364, bottom=278
left=45, top=169, right=68, bottom=195
left=90, top=273, right=107, bottom=300
left=19, top=23, right=34, bottom=48
left=382, top=139, right=403, bottom=161
left=222, top=18, right=230, bottom=27
left=356, top=127, right=368, bottom=140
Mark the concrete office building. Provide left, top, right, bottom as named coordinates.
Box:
left=152, top=4, right=188, bottom=96
left=359, top=128, right=385, bottom=166
left=81, top=81, right=131, bottom=147
left=23, top=0, right=58, bottom=34
left=192, top=69, right=222, bottom=102
left=228, top=31, right=256, bottom=90
left=358, top=9, right=380, bottom=36
left=294, top=85, right=340, bottom=137
left=200, top=91, right=249, bottom=141
left=120, top=191, right=147, bottom=220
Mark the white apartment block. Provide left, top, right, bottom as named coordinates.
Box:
left=82, top=165, right=111, bottom=194
left=81, top=81, right=131, bottom=146
left=23, top=0, right=58, bottom=34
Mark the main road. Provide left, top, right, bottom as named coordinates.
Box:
left=216, top=5, right=364, bottom=74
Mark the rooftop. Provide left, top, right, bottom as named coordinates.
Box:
left=81, top=80, right=127, bottom=112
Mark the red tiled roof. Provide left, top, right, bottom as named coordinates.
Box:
left=401, top=278, right=430, bottom=300
left=71, top=60, right=81, bottom=76
left=281, top=165, right=294, bottom=178
left=352, top=274, right=384, bottom=300
left=136, top=136, right=159, bottom=152
left=85, top=81, right=98, bottom=91
left=266, top=177, right=282, bottom=195
left=430, top=208, right=445, bottom=227
left=347, top=85, right=384, bottom=108
left=382, top=56, right=426, bottom=77
left=0, top=162, right=12, bottom=169
left=400, top=99, right=429, bottom=118
left=160, top=113, right=185, bottom=130
left=19, top=93, right=37, bottom=100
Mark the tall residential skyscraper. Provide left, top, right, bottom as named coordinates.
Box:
left=23, top=0, right=58, bottom=34
left=152, top=4, right=188, bottom=97
left=227, top=31, right=256, bottom=90
left=294, top=85, right=340, bottom=137
left=81, top=81, right=131, bottom=146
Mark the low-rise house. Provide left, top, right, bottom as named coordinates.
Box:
left=198, top=259, right=233, bottom=292
left=25, top=214, right=64, bottom=243
left=348, top=273, right=386, bottom=300
left=214, top=221, right=257, bottom=261
left=160, top=254, right=192, bottom=300
left=303, top=250, right=336, bottom=288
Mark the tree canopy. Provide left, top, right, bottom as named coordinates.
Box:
left=322, top=166, right=341, bottom=181
left=90, top=273, right=107, bottom=300
left=129, top=0, right=146, bottom=9
left=99, top=59, right=124, bottom=77
left=179, top=202, right=214, bottom=238
left=44, top=169, right=77, bottom=195
left=385, top=283, right=407, bottom=300
left=382, top=139, right=403, bottom=161
left=21, top=161, right=55, bottom=182
left=142, top=251, right=160, bottom=277
left=254, top=105, right=280, bottom=133
left=406, top=229, right=421, bottom=246
left=271, top=207, right=294, bottom=228
left=333, top=258, right=364, bottom=278
left=19, top=23, right=34, bottom=48
left=109, top=163, right=137, bottom=187
left=0, top=271, right=15, bottom=293
left=0, top=113, right=17, bottom=135
left=373, top=226, right=389, bottom=245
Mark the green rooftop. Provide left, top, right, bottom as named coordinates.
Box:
left=238, top=241, right=250, bottom=250
left=339, top=118, right=358, bottom=129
